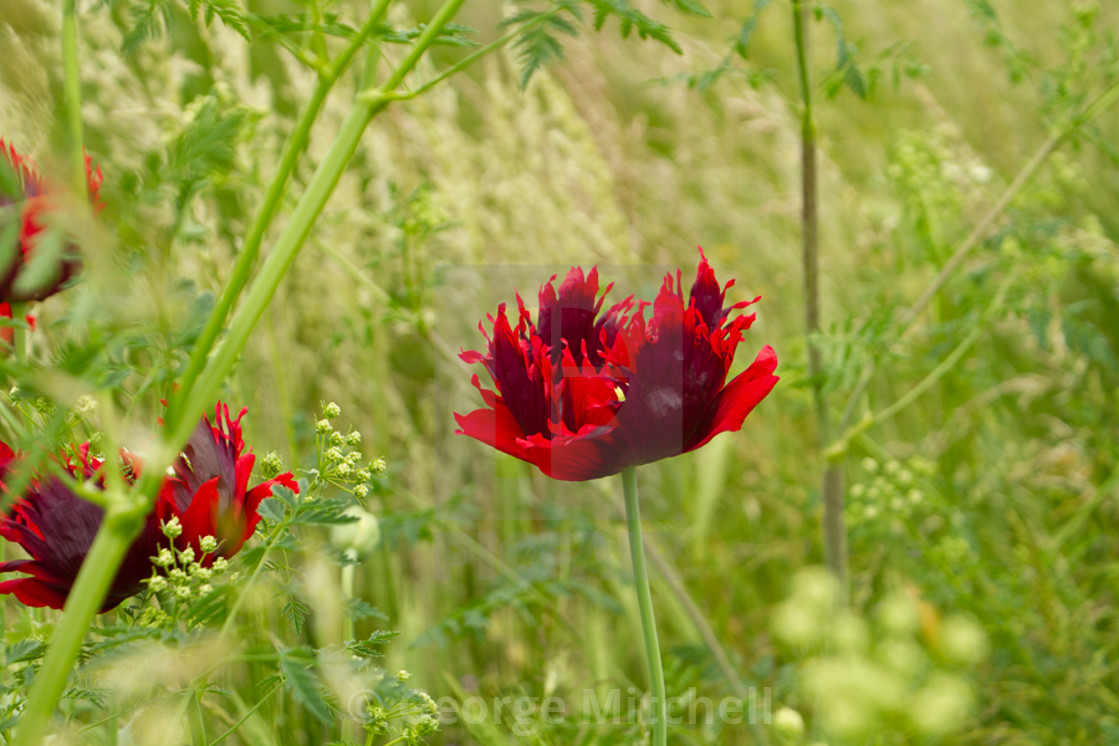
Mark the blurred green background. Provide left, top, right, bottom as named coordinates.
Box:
left=1, top=0, right=1118, bottom=743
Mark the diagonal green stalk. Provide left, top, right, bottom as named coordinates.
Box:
left=169, top=0, right=393, bottom=432
left=622, top=467, right=667, bottom=746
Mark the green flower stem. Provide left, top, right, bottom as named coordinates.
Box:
left=622, top=467, right=667, bottom=746
left=791, top=0, right=847, bottom=594
left=14, top=505, right=145, bottom=746
left=341, top=562, right=356, bottom=642
left=170, top=0, right=393, bottom=430
left=61, top=0, right=85, bottom=194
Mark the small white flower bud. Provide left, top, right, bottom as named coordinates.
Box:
left=346, top=431, right=362, bottom=446
left=260, top=452, right=283, bottom=479
left=323, top=402, right=341, bottom=419
left=162, top=516, right=183, bottom=539
left=200, top=535, right=218, bottom=554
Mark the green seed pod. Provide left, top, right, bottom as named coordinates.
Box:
left=331, top=506, right=381, bottom=559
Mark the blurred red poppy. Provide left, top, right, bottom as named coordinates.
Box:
left=0, top=404, right=296, bottom=611
left=0, top=138, right=103, bottom=304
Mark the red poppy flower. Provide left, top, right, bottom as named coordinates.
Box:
left=0, top=404, right=297, bottom=611
left=455, top=250, right=779, bottom=480
left=0, top=443, right=164, bottom=611
left=0, top=138, right=103, bottom=303
left=157, top=404, right=298, bottom=560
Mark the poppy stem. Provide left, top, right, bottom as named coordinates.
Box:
left=622, top=467, right=667, bottom=745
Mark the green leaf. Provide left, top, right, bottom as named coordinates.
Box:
left=272, top=483, right=299, bottom=508
left=513, top=26, right=567, bottom=89
left=283, top=599, right=309, bottom=635
left=345, top=598, right=388, bottom=622
left=668, top=0, right=712, bottom=18
left=5, top=639, right=43, bottom=665
left=844, top=56, right=867, bottom=98
left=279, top=648, right=335, bottom=724
left=346, top=631, right=398, bottom=658
left=586, top=0, right=682, bottom=54
left=734, top=0, right=775, bottom=59
left=258, top=497, right=287, bottom=523
left=292, top=495, right=358, bottom=526
left=196, top=0, right=251, bottom=41
left=122, top=1, right=173, bottom=54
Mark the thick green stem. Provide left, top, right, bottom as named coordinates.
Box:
left=174, top=96, right=385, bottom=446
left=15, top=507, right=144, bottom=746
left=61, top=0, right=85, bottom=194
left=622, top=467, right=666, bottom=746
left=170, top=0, right=393, bottom=429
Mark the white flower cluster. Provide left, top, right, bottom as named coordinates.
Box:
left=145, top=527, right=233, bottom=601
left=314, top=401, right=384, bottom=501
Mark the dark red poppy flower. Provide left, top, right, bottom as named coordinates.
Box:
left=0, top=443, right=164, bottom=611
left=0, top=138, right=103, bottom=303
left=0, top=404, right=297, bottom=611
left=157, top=404, right=298, bottom=560
left=455, top=250, right=779, bottom=481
